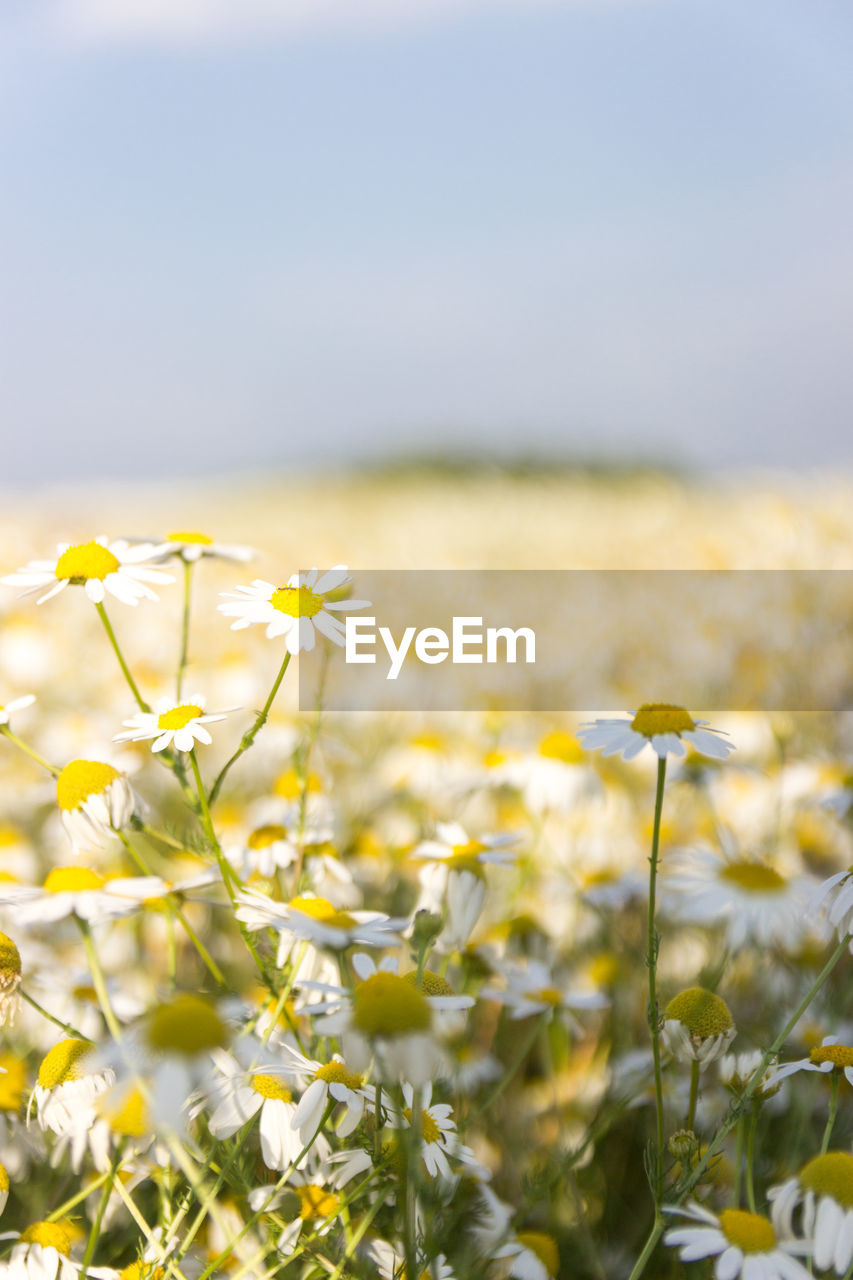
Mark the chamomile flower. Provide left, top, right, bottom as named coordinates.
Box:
left=664, top=847, right=811, bottom=951
left=0, top=936, right=21, bottom=1026
left=769, top=1151, right=853, bottom=1275
left=810, top=868, right=853, bottom=946
left=274, top=1172, right=342, bottom=1257
left=662, top=987, right=736, bottom=1067
left=484, top=959, right=607, bottom=1027
left=1, top=537, right=173, bottom=606
left=0, top=1222, right=117, bottom=1280
left=391, top=1082, right=463, bottom=1180
left=114, top=695, right=237, bottom=754
left=578, top=704, right=733, bottom=761
left=765, top=1036, right=853, bottom=1089
left=157, top=531, right=255, bottom=563
left=0, top=868, right=161, bottom=927
left=367, top=1238, right=456, bottom=1280
left=719, top=1050, right=781, bottom=1101
left=30, top=1039, right=115, bottom=1173
left=225, top=824, right=298, bottom=880
left=415, top=822, right=518, bottom=952
left=235, top=888, right=406, bottom=952
left=493, top=1232, right=561, bottom=1280
left=663, top=1203, right=811, bottom=1280
left=0, top=695, right=35, bottom=727
left=55, top=759, right=136, bottom=852
left=203, top=1049, right=309, bottom=1171
left=276, top=1044, right=368, bottom=1141
left=218, top=567, right=370, bottom=653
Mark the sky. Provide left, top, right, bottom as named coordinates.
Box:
left=2, top=0, right=853, bottom=484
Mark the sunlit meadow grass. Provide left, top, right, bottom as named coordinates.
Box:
left=0, top=467, right=852, bottom=1280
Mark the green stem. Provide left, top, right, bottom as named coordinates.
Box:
left=177, top=559, right=193, bottom=701
left=686, top=1060, right=700, bottom=1133
left=733, top=1113, right=745, bottom=1207
left=79, top=920, right=123, bottom=1042
left=822, top=1073, right=842, bottom=1154
left=745, top=1104, right=759, bottom=1213
left=21, top=989, right=93, bottom=1042
left=0, top=726, right=59, bottom=776
left=94, top=602, right=150, bottom=712
left=208, top=650, right=291, bottom=805
left=647, top=755, right=668, bottom=1207
left=80, top=1146, right=123, bottom=1280
left=46, top=1169, right=113, bottom=1222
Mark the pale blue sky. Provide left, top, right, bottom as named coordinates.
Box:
left=2, top=0, right=852, bottom=484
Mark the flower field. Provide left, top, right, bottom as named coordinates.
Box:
left=1, top=467, right=853, bottom=1280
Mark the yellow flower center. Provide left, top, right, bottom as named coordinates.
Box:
left=718, top=1209, right=776, bottom=1253
left=0, top=933, right=21, bottom=979
left=534, top=987, right=563, bottom=1006
left=0, top=1163, right=7, bottom=1193
left=720, top=861, right=787, bottom=893
left=167, top=531, right=212, bottom=545
left=43, top=866, right=105, bottom=893
left=289, top=896, right=357, bottom=930
left=98, top=1085, right=149, bottom=1137
left=664, top=987, right=733, bottom=1037
left=270, top=584, right=324, bottom=618
left=20, top=1222, right=73, bottom=1255
left=247, top=824, right=288, bottom=850
left=315, top=1060, right=363, bottom=1089
left=121, top=1264, right=165, bottom=1280
left=539, top=730, right=584, bottom=763
left=799, top=1152, right=853, bottom=1208
left=55, top=541, right=120, bottom=582
left=404, top=1107, right=441, bottom=1144
left=296, top=1184, right=339, bottom=1220
left=146, top=995, right=228, bottom=1055
left=274, top=769, right=322, bottom=799
left=156, top=703, right=203, bottom=731
left=251, top=1074, right=292, bottom=1102
left=810, top=1044, right=853, bottom=1070
left=56, top=760, right=121, bottom=811
left=516, top=1232, right=560, bottom=1276
left=631, top=704, right=695, bottom=737
left=352, top=973, right=432, bottom=1038
left=37, top=1038, right=93, bottom=1088
left=445, top=851, right=486, bottom=879
left=405, top=970, right=456, bottom=998
left=0, top=1053, right=27, bottom=1111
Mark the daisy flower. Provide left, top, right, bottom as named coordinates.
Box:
left=810, top=868, right=853, bottom=946
left=769, top=1151, right=853, bottom=1275
left=664, top=847, right=811, bottom=951
left=0, top=935, right=21, bottom=1026
left=226, top=823, right=298, bottom=880
left=662, top=987, right=736, bottom=1067
left=0, top=695, right=35, bottom=727
left=415, top=822, right=518, bottom=951
left=719, top=1050, right=781, bottom=1101
left=390, top=1081, right=463, bottom=1180
left=276, top=1043, right=368, bottom=1141
left=0, top=868, right=163, bottom=927
left=664, top=1202, right=811, bottom=1280
left=157, top=530, right=255, bottom=563
left=1, top=537, right=173, bottom=606
left=765, top=1035, right=853, bottom=1090
left=0, top=1222, right=117, bottom=1280
left=218, top=567, right=370, bottom=653
left=367, top=1238, right=456, bottom=1280
left=578, top=704, right=733, bottom=761
left=29, top=1038, right=116, bottom=1173
left=484, top=959, right=607, bottom=1027
left=493, top=1231, right=560, bottom=1280
left=235, top=888, right=406, bottom=952
left=55, top=759, right=136, bottom=852
left=113, top=695, right=238, bottom=754
left=202, top=1048, right=310, bottom=1171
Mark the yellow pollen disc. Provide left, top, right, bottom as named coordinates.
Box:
left=539, top=730, right=584, bottom=763
left=0, top=1054, right=27, bottom=1111
left=631, top=704, right=695, bottom=737
left=352, top=972, right=432, bottom=1038
left=156, top=703, right=203, bottom=730
left=297, top=1184, right=339, bottom=1220
left=664, top=987, right=733, bottom=1037
left=37, top=1038, right=93, bottom=1088
left=720, top=861, right=787, bottom=893
left=43, top=866, right=105, bottom=893
left=0, top=1163, right=7, bottom=1192
left=289, top=896, right=356, bottom=930
left=20, top=1222, right=73, bottom=1255
left=799, top=1152, right=853, bottom=1207
left=274, top=769, right=322, bottom=799
left=516, top=1232, right=560, bottom=1276
left=98, top=1085, right=148, bottom=1137
left=445, top=851, right=486, bottom=879
left=405, top=970, right=456, bottom=998
left=251, top=1074, right=292, bottom=1101
left=167, top=531, right=212, bottom=545
left=55, top=541, right=120, bottom=582
left=247, top=824, right=288, bottom=850
left=810, top=1044, right=853, bottom=1070
left=146, top=994, right=227, bottom=1055
left=270, top=584, right=324, bottom=618
left=315, top=1060, right=363, bottom=1089
left=121, top=1264, right=166, bottom=1280
left=535, top=987, right=563, bottom=1006
left=419, top=1109, right=441, bottom=1144
left=718, top=1209, right=776, bottom=1253
left=56, top=760, right=121, bottom=810
left=0, top=933, right=21, bottom=978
